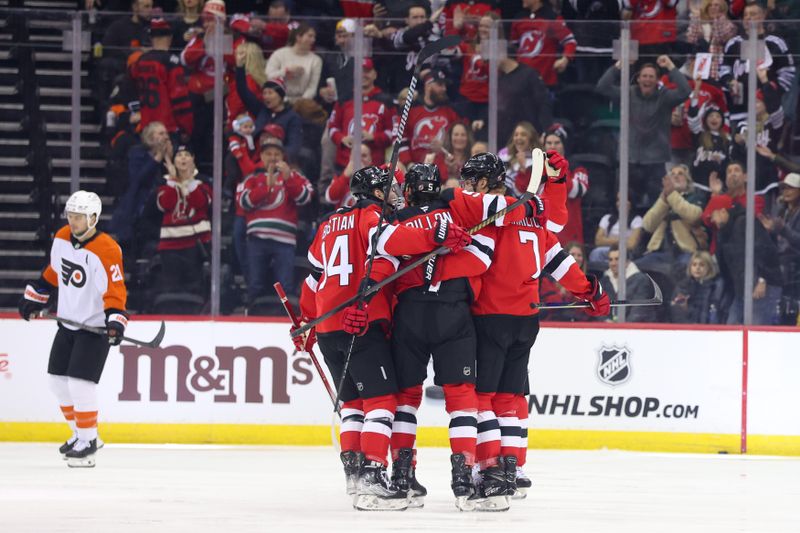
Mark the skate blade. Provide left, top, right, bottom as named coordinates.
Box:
left=407, top=495, right=424, bottom=509
left=511, top=489, right=527, bottom=500
left=66, top=456, right=96, bottom=468
left=354, top=494, right=408, bottom=511
left=454, top=496, right=476, bottom=512
left=473, top=495, right=510, bottom=512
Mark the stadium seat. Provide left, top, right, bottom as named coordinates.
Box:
left=554, top=84, right=613, bottom=132
left=151, top=293, right=207, bottom=315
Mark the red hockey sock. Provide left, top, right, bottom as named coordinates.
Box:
left=361, top=394, right=397, bottom=465
left=340, top=399, right=364, bottom=452
left=493, top=392, right=521, bottom=460
left=443, top=383, right=478, bottom=465
left=516, top=394, right=529, bottom=467
left=391, top=385, right=422, bottom=461
left=476, top=392, right=500, bottom=469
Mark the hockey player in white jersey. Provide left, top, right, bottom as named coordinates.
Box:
left=18, top=191, right=129, bottom=468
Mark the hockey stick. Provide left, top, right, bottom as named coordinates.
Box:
left=291, top=151, right=544, bottom=339
left=534, top=275, right=664, bottom=310
left=273, top=282, right=339, bottom=411
left=332, top=35, right=463, bottom=413
left=41, top=312, right=166, bottom=348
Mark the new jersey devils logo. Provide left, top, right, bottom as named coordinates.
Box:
left=466, top=55, right=488, bottom=81
left=347, top=114, right=380, bottom=136
left=61, top=258, right=87, bottom=288
left=412, top=116, right=449, bottom=151
left=518, top=31, right=545, bottom=58
left=636, top=0, right=663, bottom=20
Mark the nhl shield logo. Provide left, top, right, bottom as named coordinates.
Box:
left=597, top=345, right=631, bottom=386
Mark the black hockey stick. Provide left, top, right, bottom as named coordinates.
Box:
left=41, top=312, right=166, bottom=348
left=332, top=35, right=463, bottom=413
left=534, top=275, right=664, bottom=310
left=291, top=151, right=545, bottom=339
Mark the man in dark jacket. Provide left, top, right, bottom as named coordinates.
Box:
left=600, top=244, right=659, bottom=323
left=496, top=57, right=553, bottom=145
left=710, top=198, right=783, bottom=324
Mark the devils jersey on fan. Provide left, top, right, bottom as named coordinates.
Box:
left=399, top=104, right=462, bottom=165
left=472, top=217, right=590, bottom=317
left=40, top=226, right=128, bottom=330
left=300, top=199, right=451, bottom=333
left=328, top=87, right=396, bottom=168
left=129, top=49, right=193, bottom=135
left=510, top=4, right=576, bottom=87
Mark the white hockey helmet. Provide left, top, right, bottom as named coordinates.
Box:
left=65, top=190, right=102, bottom=229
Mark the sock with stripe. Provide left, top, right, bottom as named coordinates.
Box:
left=493, top=392, right=521, bottom=460
left=391, top=385, right=422, bottom=461
left=48, top=374, right=77, bottom=439
left=361, top=394, right=397, bottom=465
left=476, top=392, right=501, bottom=469
left=443, top=383, right=478, bottom=465
left=68, top=377, right=98, bottom=443
left=340, top=399, right=364, bottom=452
left=516, top=394, right=529, bottom=467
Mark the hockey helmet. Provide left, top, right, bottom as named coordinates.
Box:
left=460, top=152, right=506, bottom=190
left=404, top=163, right=441, bottom=204
left=65, top=190, right=102, bottom=229
left=350, top=165, right=392, bottom=199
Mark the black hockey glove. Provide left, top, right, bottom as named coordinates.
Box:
left=18, top=281, right=51, bottom=321
left=105, top=309, right=129, bottom=346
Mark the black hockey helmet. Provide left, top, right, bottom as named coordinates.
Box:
left=404, top=163, right=441, bottom=204
left=460, top=152, right=506, bottom=190
left=350, top=165, right=391, bottom=199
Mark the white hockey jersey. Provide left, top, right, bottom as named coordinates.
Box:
left=41, top=226, right=128, bottom=330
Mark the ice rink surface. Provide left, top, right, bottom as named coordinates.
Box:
left=1, top=443, right=799, bottom=533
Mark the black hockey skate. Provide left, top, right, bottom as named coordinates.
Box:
left=340, top=451, right=363, bottom=496
left=354, top=460, right=409, bottom=511
left=504, top=455, right=519, bottom=499
left=391, top=448, right=426, bottom=508
left=59, top=436, right=78, bottom=460
left=65, top=439, right=97, bottom=468
left=469, top=457, right=510, bottom=512
left=450, top=453, right=476, bottom=511
left=513, top=465, right=532, bottom=500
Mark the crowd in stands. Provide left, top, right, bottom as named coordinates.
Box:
left=73, top=0, right=799, bottom=324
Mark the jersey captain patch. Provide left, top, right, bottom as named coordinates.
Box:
left=61, top=258, right=87, bottom=288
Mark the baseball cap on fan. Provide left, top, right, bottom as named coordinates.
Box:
left=423, top=68, right=447, bottom=86
left=336, top=18, right=356, bottom=34
left=781, top=173, right=800, bottom=189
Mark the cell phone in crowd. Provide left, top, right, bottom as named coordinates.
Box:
left=128, top=101, right=141, bottom=113
left=327, top=77, right=337, bottom=101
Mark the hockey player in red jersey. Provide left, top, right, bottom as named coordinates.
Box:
left=18, top=191, right=128, bottom=468
left=462, top=152, right=610, bottom=509
left=388, top=162, right=545, bottom=510
left=297, top=166, right=472, bottom=511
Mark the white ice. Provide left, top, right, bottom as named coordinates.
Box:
left=1, top=443, right=799, bottom=533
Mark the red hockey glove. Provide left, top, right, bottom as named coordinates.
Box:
left=526, top=194, right=547, bottom=228
left=580, top=275, right=610, bottom=317
left=432, top=219, right=472, bottom=253
left=290, top=318, right=317, bottom=352
left=342, top=302, right=369, bottom=336
left=545, top=150, right=569, bottom=182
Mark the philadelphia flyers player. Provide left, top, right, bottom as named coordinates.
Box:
left=388, top=163, right=545, bottom=511
left=297, top=166, right=472, bottom=511
left=462, top=153, right=610, bottom=509
left=18, top=191, right=128, bottom=468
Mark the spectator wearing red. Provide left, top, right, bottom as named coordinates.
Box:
left=702, top=160, right=765, bottom=253
left=248, top=0, right=292, bottom=53
left=339, top=0, right=378, bottom=19
left=328, top=58, right=395, bottom=171
left=156, top=145, right=212, bottom=295
left=228, top=42, right=266, bottom=130
left=237, top=136, right=313, bottom=302
left=544, top=129, right=589, bottom=245
left=324, top=143, right=372, bottom=210
left=622, top=0, right=678, bottom=59
left=686, top=0, right=737, bottom=83
left=511, top=0, right=577, bottom=88
left=181, top=0, right=236, bottom=96
left=129, top=18, right=194, bottom=139
left=423, top=122, right=473, bottom=182
left=444, top=0, right=501, bottom=41
left=539, top=242, right=592, bottom=322
left=399, top=68, right=463, bottom=166
left=453, top=12, right=496, bottom=125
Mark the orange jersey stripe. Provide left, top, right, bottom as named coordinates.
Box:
left=84, top=233, right=128, bottom=312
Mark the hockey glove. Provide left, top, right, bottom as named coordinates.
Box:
left=580, top=275, right=611, bottom=317
left=545, top=150, right=568, bottom=182
left=290, top=318, right=317, bottom=353
left=432, top=219, right=472, bottom=254
left=18, top=282, right=50, bottom=321
left=105, top=309, right=129, bottom=346
left=342, top=302, right=369, bottom=336
left=526, top=194, right=547, bottom=228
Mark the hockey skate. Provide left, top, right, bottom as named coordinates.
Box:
left=65, top=439, right=97, bottom=468
left=469, top=457, right=510, bottom=512
left=513, top=466, right=532, bottom=500
left=504, top=455, right=519, bottom=499
left=340, top=451, right=363, bottom=496
left=60, top=436, right=104, bottom=460
left=450, top=453, right=476, bottom=511
left=354, top=460, right=408, bottom=511
left=391, top=448, right=426, bottom=508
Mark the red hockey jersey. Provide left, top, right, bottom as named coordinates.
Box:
left=324, top=172, right=357, bottom=209
left=299, top=199, right=452, bottom=333
left=443, top=1, right=500, bottom=42
left=236, top=168, right=313, bottom=245
left=622, top=0, right=678, bottom=46
left=328, top=87, right=396, bottom=168
left=458, top=40, right=489, bottom=103
left=472, top=218, right=591, bottom=317
left=156, top=178, right=212, bottom=251
left=510, top=6, right=577, bottom=87
left=129, top=49, right=194, bottom=135
left=399, top=104, right=463, bottom=165
left=558, top=166, right=589, bottom=245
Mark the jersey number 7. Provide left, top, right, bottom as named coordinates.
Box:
left=319, top=234, right=354, bottom=289
left=519, top=230, right=542, bottom=280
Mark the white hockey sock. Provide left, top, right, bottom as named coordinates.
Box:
left=68, top=377, right=98, bottom=442
left=497, top=415, right=522, bottom=453
left=391, top=404, right=418, bottom=450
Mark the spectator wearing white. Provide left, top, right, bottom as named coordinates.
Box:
left=265, top=22, right=322, bottom=104
left=589, top=193, right=644, bottom=264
